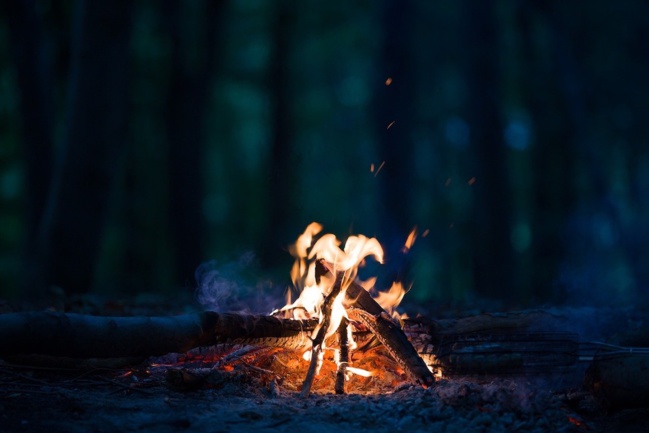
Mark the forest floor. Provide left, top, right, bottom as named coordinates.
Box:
left=2, top=363, right=648, bottom=433
left=1, top=295, right=648, bottom=432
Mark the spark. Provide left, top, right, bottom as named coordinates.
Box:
left=445, top=178, right=452, bottom=187
left=468, top=177, right=476, bottom=186
left=422, top=229, right=429, bottom=237
left=374, top=161, right=385, bottom=177
left=385, top=77, right=392, bottom=86
left=567, top=416, right=586, bottom=428
left=387, top=121, right=396, bottom=130
left=402, top=227, right=417, bottom=253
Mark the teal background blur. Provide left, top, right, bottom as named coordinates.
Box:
left=1, top=0, right=648, bottom=309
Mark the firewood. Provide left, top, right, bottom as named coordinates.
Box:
left=300, top=261, right=344, bottom=397
left=0, top=311, right=317, bottom=359
left=318, top=260, right=435, bottom=388
left=347, top=308, right=434, bottom=387
left=334, top=318, right=349, bottom=394
left=0, top=308, right=585, bottom=383
left=0, top=309, right=571, bottom=363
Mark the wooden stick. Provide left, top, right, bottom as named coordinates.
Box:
left=319, top=260, right=435, bottom=388
left=347, top=308, right=434, bottom=387
left=300, top=260, right=344, bottom=397
left=334, top=317, right=349, bottom=394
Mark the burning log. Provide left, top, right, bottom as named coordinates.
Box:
left=0, top=309, right=583, bottom=366
left=0, top=309, right=567, bottom=368
left=346, top=291, right=435, bottom=384
left=334, top=318, right=349, bottom=394
left=300, top=264, right=345, bottom=397
left=347, top=307, right=434, bottom=387
left=317, top=260, right=435, bottom=388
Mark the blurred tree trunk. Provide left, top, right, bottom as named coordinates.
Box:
left=263, top=0, right=296, bottom=268
left=539, top=3, right=645, bottom=302
left=163, top=0, right=224, bottom=287
left=374, top=0, right=416, bottom=286
left=36, top=0, right=133, bottom=294
left=463, top=0, right=514, bottom=300
left=516, top=3, right=576, bottom=303
left=3, top=1, right=55, bottom=297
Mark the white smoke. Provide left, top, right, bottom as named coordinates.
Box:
left=194, top=252, right=282, bottom=313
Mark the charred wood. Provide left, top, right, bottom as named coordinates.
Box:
left=318, top=260, right=435, bottom=388
left=334, top=318, right=349, bottom=395
left=301, top=261, right=344, bottom=397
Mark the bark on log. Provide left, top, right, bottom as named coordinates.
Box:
left=0, top=310, right=567, bottom=360
left=0, top=311, right=317, bottom=359
left=348, top=308, right=435, bottom=387
left=0, top=309, right=580, bottom=378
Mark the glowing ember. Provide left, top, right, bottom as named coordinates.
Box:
left=385, top=77, right=393, bottom=85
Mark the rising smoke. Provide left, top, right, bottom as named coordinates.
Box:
left=194, top=252, right=283, bottom=313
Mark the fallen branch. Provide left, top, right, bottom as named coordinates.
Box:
left=0, top=311, right=317, bottom=359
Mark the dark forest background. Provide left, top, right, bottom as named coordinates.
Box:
left=1, top=0, right=648, bottom=310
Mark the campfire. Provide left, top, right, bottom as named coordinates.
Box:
left=153, top=222, right=438, bottom=396
left=273, top=222, right=434, bottom=395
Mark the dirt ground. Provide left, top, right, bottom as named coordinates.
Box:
left=2, top=354, right=649, bottom=433
left=2, top=296, right=649, bottom=432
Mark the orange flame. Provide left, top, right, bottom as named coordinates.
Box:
left=282, top=224, right=384, bottom=326
left=278, top=224, right=416, bottom=387
left=374, top=281, right=409, bottom=320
